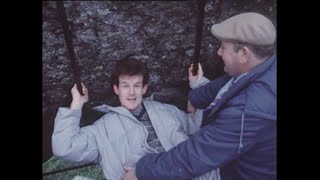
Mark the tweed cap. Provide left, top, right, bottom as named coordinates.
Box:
left=210, top=12, right=276, bottom=45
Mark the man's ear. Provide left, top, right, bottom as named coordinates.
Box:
left=113, top=84, right=119, bottom=95
left=143, top=84, right=148, bottom=94
left=239, top=47, right=250, bottom=64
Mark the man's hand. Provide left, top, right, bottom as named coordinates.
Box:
left=70, top=83, right=89, bottom=110
left=121, top=167, right=137, bottom=180
left=188, top=63, right=204, bottom=82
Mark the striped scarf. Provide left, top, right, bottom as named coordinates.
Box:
left=132, top=104, right=165, bottom=153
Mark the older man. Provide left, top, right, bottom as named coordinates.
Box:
left=123, top=12, right=276, bottom=180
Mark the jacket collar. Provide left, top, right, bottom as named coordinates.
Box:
left=92, top=100, right=152, bottom=120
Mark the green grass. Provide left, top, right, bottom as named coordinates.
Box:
left=43, top=156, right=105, bottom=180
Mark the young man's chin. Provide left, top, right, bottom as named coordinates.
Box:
left=125, top=104, right=138, bottom=111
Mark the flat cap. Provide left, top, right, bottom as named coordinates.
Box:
left=211, top=12, right=276, bottom=45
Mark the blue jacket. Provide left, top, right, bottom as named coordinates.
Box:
left=136, top=54, right=276, bottom=180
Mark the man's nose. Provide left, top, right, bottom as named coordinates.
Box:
left=129, top=87, right=134, bottom=94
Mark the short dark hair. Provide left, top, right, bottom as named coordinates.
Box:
left=111, top=57, right=149, bottom=86
left=233, top=41, right=275, bottom=60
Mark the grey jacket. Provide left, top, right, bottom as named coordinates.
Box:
left=52, top=100, right=219, bottom=180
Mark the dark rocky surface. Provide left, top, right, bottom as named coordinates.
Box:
left=42, top=0, right=276, bottom=161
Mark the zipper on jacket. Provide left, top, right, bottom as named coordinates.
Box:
left=238, top=112, right=245, bottom=154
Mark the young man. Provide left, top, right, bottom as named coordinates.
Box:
left=123, top=12, right=277, bottom=180
left=52, top=58, right=219, bottom=180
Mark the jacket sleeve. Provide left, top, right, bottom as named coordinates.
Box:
left=189, top=74, right=231, bottom=109
left=135, top=106, right=275, bottom=180
left=52, top=107, right=100, bottom=164
left=189, top=76, right=210, bottom=89
left=185, top=109, right=204, bottom=135
left=165, top=104, right=203, bottom=136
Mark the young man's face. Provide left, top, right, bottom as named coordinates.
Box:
left=113, top=74, right=148, bottom=111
